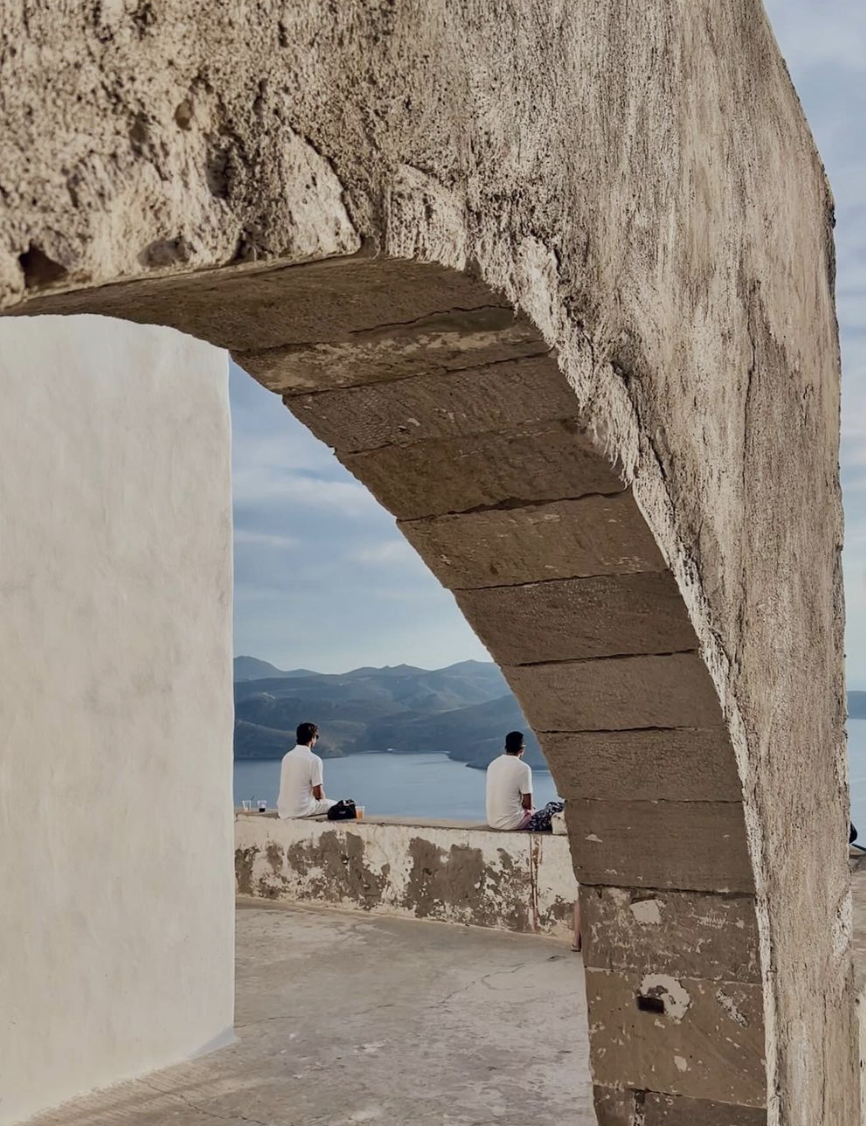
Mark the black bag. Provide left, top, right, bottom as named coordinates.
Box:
left=327, top=799, right=357, bottom=821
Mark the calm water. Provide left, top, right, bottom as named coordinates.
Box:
left=234, top=752, right=560, bottom=820
left=236, top=719, right=866, bottom=823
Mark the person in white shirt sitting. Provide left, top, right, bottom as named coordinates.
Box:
left=485, top=730, right=534, bottom=830
left=277, top=722, right=337, bottom=819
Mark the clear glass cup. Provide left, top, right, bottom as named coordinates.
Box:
left=242, top=800, right=252, bottom=812
left=356, top=806, right=365, bottom=820
left=258, top=800, right=268, bottom=813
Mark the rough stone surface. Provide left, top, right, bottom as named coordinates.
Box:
left=343, top=420, right=624, bottom=520
left=546, top=728, right=743, bottom=802
left=14, top=257, right=506, bottom=351
left=456, top=572, right=698, bottom=665
left=642, top=1092, right=768, bottom=1125
left=580, top=886, right=761, bottom=983
left=249, top=308, right=548, bottom=393
left=285, top=352, right=572, bottom=451
left=0, top=2, right=854, bottom=1122
left=235, top=813, right=577, bottom=938
left=24, top=902, right=596, bottom=1126
left=586, top=968, right=766, bottom=1106
left=506, top=654, right=725, bottom=733
left=399, top=493, right=667, bottom=590
left=566, top=800, right=754, bottom=892
left=594, top=1087, right=768, bottom=1126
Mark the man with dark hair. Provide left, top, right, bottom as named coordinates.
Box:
left=485, top=730, right=534, bottom=830
left=277, top=722, right=337, bottom=819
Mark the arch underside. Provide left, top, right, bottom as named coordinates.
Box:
left=18, top=253, right=767, bottom=1122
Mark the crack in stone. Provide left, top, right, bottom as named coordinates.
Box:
left=137, top=1078, right=272, bottom=1126
left=506, top=648, right=698, bottom=670
left=406, top=488, right=628, bottom=521
left=344, top=303, right=516, bottom=337
left=279, top=346, right=555, bottom=404
left=430, top=961, right=532, bottom=1008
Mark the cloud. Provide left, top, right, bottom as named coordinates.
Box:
left=352, top=540, right=420, bottom=566
left=765, top=1, right=866, bottom=685
left=229, top=362, right=487, bottom=672
left=233, top=529, right=300, bottom=550
left=232, top=465, right=377, bottom=517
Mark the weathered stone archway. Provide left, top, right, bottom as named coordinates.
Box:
left=0, top=2, right=856, bottom=1123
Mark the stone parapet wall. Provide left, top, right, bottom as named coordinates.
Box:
left=235, top=813, right=577, bottom=939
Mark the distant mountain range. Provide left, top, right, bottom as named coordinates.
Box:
left=851, top=692, right=866, bottom=720
left=233, top=656, right=545, bottom=770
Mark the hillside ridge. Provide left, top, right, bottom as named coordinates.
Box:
left=233, top=656, right=546, bottom=770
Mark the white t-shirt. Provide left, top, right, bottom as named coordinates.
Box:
left=485, top=754, right=533, bottom=830
left=277, top=744, right=325, bottom=819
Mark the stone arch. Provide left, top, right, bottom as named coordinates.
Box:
left=0, top=2, right=856, bottom=1123
left=8, top=250, right=762, bottom=1122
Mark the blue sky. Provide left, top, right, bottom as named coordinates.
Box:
left=231, top=1, right=866, bottom=682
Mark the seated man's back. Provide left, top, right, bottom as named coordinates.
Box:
left=277, top=722, right=336, bottom=819
left=486, top=730, right=533, bottom=830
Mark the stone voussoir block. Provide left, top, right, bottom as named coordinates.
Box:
left=342, top=419, right=623, bottom=520
left=543, top=727, right=742, bottom=802
left=28, top=256, right=510, bottom=352
left=566, top=799, right=754, bottom=892
left=248, top=307, right=548, bottom=394
left=455, top=571, right=699, bottom=665
left=580, top=885, right=761, bottom=982
left=505, top=653, right=725, bottom=732
left=284, top=352, right=572, bottom=449
left=585, top=967, right=766, bottom=1107
left=398, top=493, right=667, bottom=589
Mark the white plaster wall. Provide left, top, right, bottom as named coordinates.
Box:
left=0, top=316, right=234, bottom=1126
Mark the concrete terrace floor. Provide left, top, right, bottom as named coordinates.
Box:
left=28, top=900, right=595, bottom=1126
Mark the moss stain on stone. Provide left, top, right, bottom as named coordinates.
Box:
left=235, top=846, right=258, bottom=896
left=285, top=829, right=387, bottom=909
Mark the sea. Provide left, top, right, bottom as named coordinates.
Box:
left=235, top=751, right=560, bottom=820
left=235, top=719, right=866, bottom=824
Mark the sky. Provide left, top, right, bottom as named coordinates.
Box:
left=231, top=0, right=866, bottom=681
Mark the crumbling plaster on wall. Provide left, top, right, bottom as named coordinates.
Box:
left=235, top=815, right=577, bottom=939
left=0, top=1, right=853, bottom=1121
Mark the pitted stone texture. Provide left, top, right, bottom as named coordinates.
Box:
left=18, top=258, right=506, bottom=353
left=567, top=800, right=754, bottom=892
left=545, top=728, right=741, bottom=802
left=343, top=420, right=623, bottom=520
left=400, top=494, right=666, bottom=589
left=456, top=572, right=698, bottom=666
left=580, top=887, right=761, bottom=983
left=593, top=1087, right=767, bottom=1126
left=506, top=654, right=724, bottom=733
left=585, top=969, right=765, bottom=1107
left=284, top=353, right=571, bottom=450
left=642, top=1092, right=768, bottom=1125
left=249, top=308, right=548, bottom=394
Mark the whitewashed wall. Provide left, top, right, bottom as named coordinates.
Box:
left=0, top=316, right=234, bottom=1126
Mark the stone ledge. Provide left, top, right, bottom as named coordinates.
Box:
left=236, top=809, right=516, bottom=832
left=235, top=814, right=577, bottom=938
